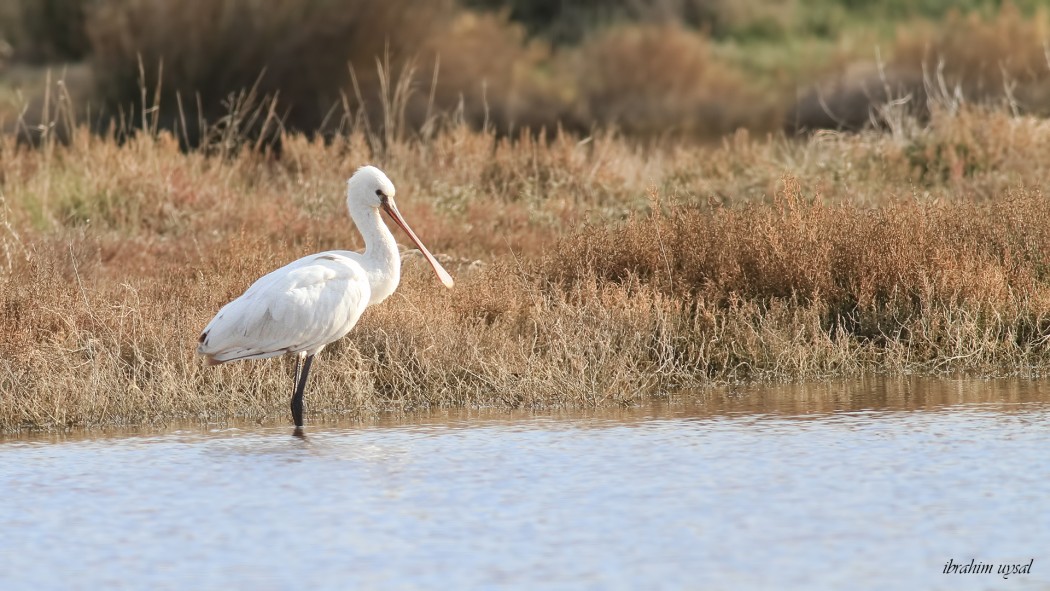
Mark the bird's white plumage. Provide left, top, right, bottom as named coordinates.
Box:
left=197, top=165, right=452, bottom=370
left=198, top=251, right=370, bottom=363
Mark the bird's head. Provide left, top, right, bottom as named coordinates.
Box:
left=348, top=165, right=397, bottom=210
left=346, top=165, right=454, bottom=289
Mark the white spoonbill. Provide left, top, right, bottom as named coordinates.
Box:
left=197, top=166, right=454, bottom=430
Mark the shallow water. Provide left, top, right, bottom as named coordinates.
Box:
left=1, top=377, right=1049, bottom=590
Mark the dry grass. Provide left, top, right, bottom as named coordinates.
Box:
left=572, top=24, right=776, bottom=137
left=6, top=1, right=1050, bottom=140
left=791, top=4, right=1050, bottom=131
left=85, top=0, right=456, bottom=140
left=2, top=0, right=782, bottom=141
left=891, top=3, right=1050, bottom=112
left=5, top=90, right=1050, bottom=431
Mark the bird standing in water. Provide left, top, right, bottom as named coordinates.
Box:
left=197, top=166, right=454, bottom=432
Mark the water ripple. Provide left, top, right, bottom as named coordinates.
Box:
left=1, top=378, right=1049, bottom=590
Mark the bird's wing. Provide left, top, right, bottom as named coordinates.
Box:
left=198, top=252, right=371, bottom=363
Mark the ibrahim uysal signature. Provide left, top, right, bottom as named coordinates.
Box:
left=942, top=559, right=1034, bottom=579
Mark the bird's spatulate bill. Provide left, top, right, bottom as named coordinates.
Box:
left=382, top=201, right=455, bottom=288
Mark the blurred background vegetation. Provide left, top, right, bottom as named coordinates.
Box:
left=1, top=0, right=1049, bottom=143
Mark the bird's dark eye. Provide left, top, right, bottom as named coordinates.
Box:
left=375, top=189, right=384, bottom=197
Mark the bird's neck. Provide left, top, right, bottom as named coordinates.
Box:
left=350, top=204, right=401, bottom=304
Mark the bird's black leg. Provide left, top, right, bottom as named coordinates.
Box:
left=292, top=353, right=303, bottom=393
left=290, top=353, right=303, bottom=423
left=290, top=353, right=314, bottom=430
